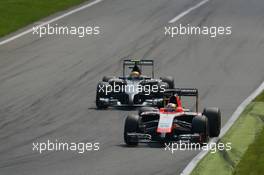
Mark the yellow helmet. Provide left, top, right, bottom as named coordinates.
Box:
left=130, top=71, right=140, bottom=78
left=166, top=103, right=176, bottom=111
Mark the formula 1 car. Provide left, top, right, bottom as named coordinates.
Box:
left=96, top=59, right=174, bottom=109
left=124, top=88, right=221, bottom=146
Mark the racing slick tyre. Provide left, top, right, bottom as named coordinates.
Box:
left=102, top=76, right=115, bottom=82
left=192, top=115, right=209, bottom=143
left=138, top=107, right=158, bottom=115
left=160, top=76, right=174, bottom=89
left=158, top=81, right=169, bottom=92
left=96, top=81, right=110, bottom=109
left=124, top=114, right=140, bottom=146
left=203, top=107, right=221, bottom=137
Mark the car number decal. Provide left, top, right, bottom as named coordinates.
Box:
left=157, top=113, right=175, bottom=133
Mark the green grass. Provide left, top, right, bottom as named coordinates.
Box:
left=253, top=90, right=264, bottom=102
left=191, top=90, right=264, bottom=175
left=234, top=126, right=264, bottom=175
left=234, top=91, right=264, bottom=175
left=0, top=0, right=88, bottom=37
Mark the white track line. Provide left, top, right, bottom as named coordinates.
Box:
left=169, top=0, right=210, bottom=23
left=0, top=0, right=103, bottom=46
left=181, top=81, right=264, bottom=175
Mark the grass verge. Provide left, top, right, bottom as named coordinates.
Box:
left=0, top=0, right=89, bottom=37
left=191, top=90, right=264, bottom=175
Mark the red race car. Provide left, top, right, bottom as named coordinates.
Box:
left=124, top=88, right=221, bottom=146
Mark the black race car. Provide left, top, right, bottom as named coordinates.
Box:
left=124, top=88, right=221, bottom=146
left=96, top=59, right=174, bottom=109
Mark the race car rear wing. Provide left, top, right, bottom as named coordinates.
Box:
left=123, top=59, right=154, bottom=78
left=164, top=88, right=199, bottom=112
left=165, top=88, right=198, bottom=96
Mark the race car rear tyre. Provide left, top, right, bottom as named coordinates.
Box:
left=158, top=81, right=169, bottom=92
left=102, top=76, right=115, bottom=82
left=96, top=82, right=110, bottom=109
left=138, top=107, right=158, bottom=115
left=192, top=115, right=209, bottom=143
left=124, top=114, right=139, bottom=146
left=160, top=76, right=174, bottom=89
left=203, top=108, right=221, bottom=137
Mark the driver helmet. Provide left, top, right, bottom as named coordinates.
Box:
left=130, top=71, right=140, bottom=78
left=132, top=64, right=141, bottom=74
left=166, top=103, right=177, bottom=111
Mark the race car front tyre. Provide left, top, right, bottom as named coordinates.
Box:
left=96, top=94, right=108, bottom=109
left=124, top=114, right=139, bottom=146
left=160, top=76, right=174, bottom=89
left=192, top=115, right=209, bottom=143
left=96, top=82, right=110, bottom=109
left=203, top=107, right=221, bottom=137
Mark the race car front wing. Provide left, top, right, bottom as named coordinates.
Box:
left=98, top=97, right=163, bottom=107
left=126, top=132, right=202, bottom=143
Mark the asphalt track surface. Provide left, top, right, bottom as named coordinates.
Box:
left=0, top=0, right=264, bottom=174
